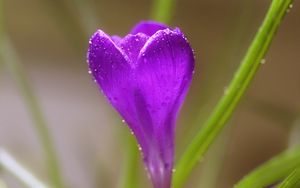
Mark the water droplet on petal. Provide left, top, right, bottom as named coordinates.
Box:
left=138, top=145, right=142, bottom=151
left=88, top=70, right=92, bottom=74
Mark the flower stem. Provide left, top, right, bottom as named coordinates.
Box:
left=151, top=0, right=175, bottom=24
left=173, top=0, right=293, bottom=187
left=277, top=168, right=300, bottom=188
left=0, top=148, right=49, bottom=188
left=234, top=147, right=300, bottom=188
left=119, top=134, right=140, bottom=188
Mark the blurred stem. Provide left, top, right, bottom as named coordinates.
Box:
left=289, top=117, right=300, bottom=147
left=41, top=0, right=87, bottom=53
left=0, top=148, right=49, bottom=188
left=151, top=0, right=175, bottom=23
left=174, top=0, right=293, bottom=187
left=277, top=168, right=300, bottom=188
left=71, top=0, right=99, bottom=35
left=41, top=0, right=99, bottom=54
left=0, top=36, right=65, bottom=188
left=197, top=126, right=231, bottom=188
left=234, top=147, right=300, bottom=188
left=119, top=134, right=140, bottom=188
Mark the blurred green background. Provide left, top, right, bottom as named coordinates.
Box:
left=0, top=0, right=299, bottom=187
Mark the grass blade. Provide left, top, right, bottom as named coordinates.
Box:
left=174, top=1, right=294, bottom=187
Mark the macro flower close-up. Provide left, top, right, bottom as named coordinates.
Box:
left=87, top=21, right=194, bottom=188
left=1, top=1, right=299, bottom=188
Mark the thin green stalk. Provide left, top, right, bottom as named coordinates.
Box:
left=119, top=134, right=140, bottom=188
left=0, top=148, right=49, bottom=188
left=40, top=0, right=86, bottom=53
left=234, top=147, right=300, bottom=188
left=277, top=168, right=300, bottom=188
left=173, top=0, right=293, bottom=187
left=0, top=37, right=65, bottom=188
left=197, top=126, right=231, bottom=188
left=289, top=117, right=300, bottom=147
left=151, top=0, right=175, bottom=23
left=72, top=0, right=99, bottom=35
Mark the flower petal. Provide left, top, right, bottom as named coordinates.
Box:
left=130, top=20, right=169, bottom=36
left=111, top=35, right=122, bottom=44
left=87, top=30, right=130, bottom=100
left=87, top=30, right=151, bottom=156
left=87, top=26, right=195, bottom=188
left=135, top=28, right=195, bottom=187
left=87, top=30, right=134, bottom=124
left=119, top=33, right=149, bottom=63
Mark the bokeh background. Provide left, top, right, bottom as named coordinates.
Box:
left=0, top=0, right=299, bottom=188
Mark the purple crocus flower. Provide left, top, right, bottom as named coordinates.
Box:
left=87, top=21, right=195, bottom=188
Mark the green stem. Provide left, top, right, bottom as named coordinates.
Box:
left=119, top=134, right=140, bottom=188
left=0, top=148, right=49, bottom=188
left=234, top=147, right=300, bottom=188
left=277, top=168, right=300, bottom=188
left=72, top=0, right=99, bottom=35
left=173, top=0, right=293, bottom=187
left=197, top=126, right=231, bottom=188
left=0, top=37, right=65, bottom=188
left=151, top=0, right=175, bottom=23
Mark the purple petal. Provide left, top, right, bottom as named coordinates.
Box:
left=87, top=30, right=134, bottom=128
left=87, top=30, right=152, bottom=157
left=130, top=20, right=169, bottom=36
left=87, top=25, right=195, bottom=188
left=111, top=35, right=122, bottom=44
left=119, top=33, right=149, bottom=63
left=135, top=28, right=194, bottom=188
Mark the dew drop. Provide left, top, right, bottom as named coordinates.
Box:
left=260, top=59, right=266, bottom=64
left=172, top=168, right=176, bottom=173
left=138, top=145, right=142, bottom=151
left=121, top=119, right=125, bottom=123
left=88, top=70, right=92, bottom=74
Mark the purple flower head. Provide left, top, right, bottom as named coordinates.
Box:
left=87, top=21, right=195, bottom=188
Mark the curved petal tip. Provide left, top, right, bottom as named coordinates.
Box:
left=130, top=20, right=169, bottom=36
